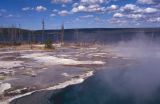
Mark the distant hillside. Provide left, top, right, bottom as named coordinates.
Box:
left=0, top=28, right=31, bottom=35
left=0, top=28, right=160, bottom=44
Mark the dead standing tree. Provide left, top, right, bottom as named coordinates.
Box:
left=42, top=19, right=45, bottom=44
left=11, top=25, right=14, bottom=47
left=7, top=26, right=10, bottom=44
left=0, top=26, right=3, bottom=44
left=75, top=29, right=79, bottom=44
left=45, top=23, right=65, bottom=45
left=29, top=30, right=34, bottom=49
left=18, top=24, right=23, bottom=44
left=0, top=26, right=7, bottom=44
left=61, top=23, right=64, bottom=45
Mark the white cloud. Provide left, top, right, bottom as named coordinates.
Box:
left=120, top=4, right=158, bottom=14
left=127, top=14, right=144, bottom=19
left=148, top=17, right=160, bottom=22
left=109, top=18, right=127, bottom=24
left=113, top=12, right=144, bottom=20
left=36, top=6, right=47, bottom=12
left=72, top=5, right=86, bottom=12
left=72, top=3, right=79, bottom=7
left=81, top=0, right=107, bottom=4
left=71, top=4, right=105, bottom=13
left=112, top=3, right=159, bottom=24
left=62, top=4, right=66, bottom=7
left=121, top=4, right=138, bottom=12
left=108, top=5, right=119, bottom=10
left=87, top=4, right=105, bottom=12
left=137, top=0, right=155, bottom=4
left=80, top=15, right=94, bottom=18
left=106, top=5, right=119, bottom=12
left=22, top=7, right=30, bottom=11
left=22, top=7, right=34, bottom=11
left=52, top=9, right=58, bottom=12
left=51, top=0, right=72, bottom=3
left=113, top=13, right=124, bottom=18
left=0, top=13, right=21, bottom=18
left=0, top=9, right=13, bottom=18
left=50, top=13, right=56, bottom=17
left=71, top=1, right=118, bottom=13
left=58, top=10, right=70, bottom=16
left=143, top=7, right=158, bottom=13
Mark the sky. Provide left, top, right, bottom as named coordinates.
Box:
left=0, top=0, right=159, bottom=29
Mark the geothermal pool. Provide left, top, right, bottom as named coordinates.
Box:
left=10, top=58, right=160, bottom=104
left=51, top=59, right=160, bottom=104
left=1, top=35, right=160, bottom=104
left=9, top=37, right=160, bottom=104
left=50, top=40, right=160, bottom=104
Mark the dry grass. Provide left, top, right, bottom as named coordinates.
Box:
left=0, top=44, right=52, bottom=50
left=0, top=76, right=7, bottom=80
left=15, top=44, right=44, bottom=50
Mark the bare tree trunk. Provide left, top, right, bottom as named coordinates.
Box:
left=29, top=31, right=33, bottom=49
left=75, top=29, right=79, bottom=44
left=18, top=24, right=21, bottom=44
left=0, top=26, right=2, bottom=44
left=61, top=23, right=64, bottom=45
left=42, top=19, right=45, bottom=44
left=11, top=25, right=14, bottom=47
left=7, top=27, right=10, bottom=44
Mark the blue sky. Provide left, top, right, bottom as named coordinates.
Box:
left=0, top=0, right=159, bottom=29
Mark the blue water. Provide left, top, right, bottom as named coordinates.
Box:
left=50, top=59, right=160, bottom=104
left=10, top=59, right=160, bottom=104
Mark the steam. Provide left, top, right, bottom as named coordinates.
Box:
left=101, top=34, right=160, bottom=104
left=111, top=34, right=160, bottom=59
left=50, top=34, right=160, bottom=104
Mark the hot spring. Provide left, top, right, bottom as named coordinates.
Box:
left=10, top=34, right=160, bottom=104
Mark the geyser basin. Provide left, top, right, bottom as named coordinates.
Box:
left=10, top=35, right=160, bottom=104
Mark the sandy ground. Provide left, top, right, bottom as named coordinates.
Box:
left=0, top=44, right=124, bottom=104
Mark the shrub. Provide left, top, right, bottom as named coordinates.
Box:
left=44, top=39, right=55, bottom=49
